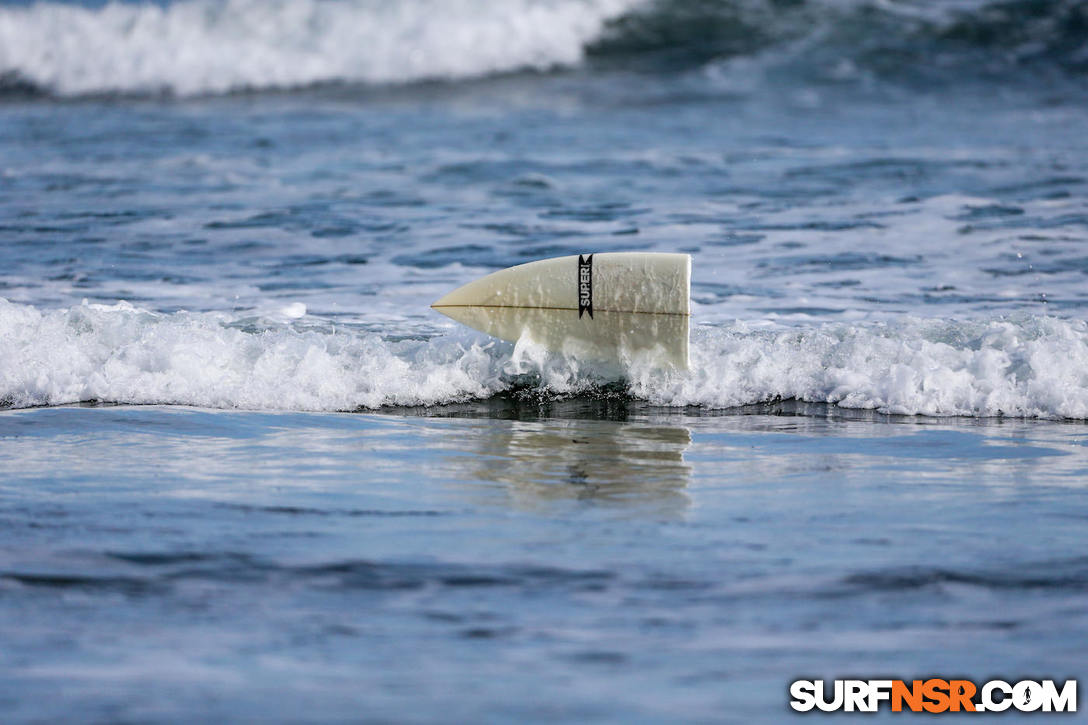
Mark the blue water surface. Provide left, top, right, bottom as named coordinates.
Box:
left=1, top=404, right=1087, bottom=722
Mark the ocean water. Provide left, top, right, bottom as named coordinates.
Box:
left=2, top=0, right=1088, bottom=721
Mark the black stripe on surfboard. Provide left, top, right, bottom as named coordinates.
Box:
left=578, top=254, right=593, bottom=319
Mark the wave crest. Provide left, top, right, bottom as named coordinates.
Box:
left=1, top=0, right=1085, bottom=97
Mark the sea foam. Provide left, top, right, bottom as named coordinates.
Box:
left=0, top=0, right=639, bottom=96
left=3, top=298, right=1088, bottom=418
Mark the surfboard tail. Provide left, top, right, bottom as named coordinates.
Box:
left=432, top=252, right=691, bottom=369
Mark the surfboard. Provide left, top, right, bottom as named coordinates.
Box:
left=431, top=252, right=691, bottom=368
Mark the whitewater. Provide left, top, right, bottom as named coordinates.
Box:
left=4, top=298, right=1088, bottom=418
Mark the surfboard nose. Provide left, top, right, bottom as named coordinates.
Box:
left=430, top=292, right=458, bottom=320
left=430, top=287, right=462, bottom=309
left=431, top=270, right=510, bottom=310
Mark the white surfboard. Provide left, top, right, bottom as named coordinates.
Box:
left=432, top=252, right=691, bottom=368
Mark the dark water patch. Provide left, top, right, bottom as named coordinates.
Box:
left=663, top=212, right=733, bottom=225
left=989, top=175, right=1086, bottom=198
left=588, top=0, right=1088, bottom=82
left=741, top=219, right=885, bottom=232
left=933, top=0, right=1088, bottom=73
left=205, top=211, right=295, bottom=230
left=220, top=503, right=445, bottom=518
left=912, top=290, right=1047, bottom=307
left=33, top=172, right=128, bottom=193
left=812, top=278, right=862, bottom=288
left=107, top=551, right=231, bottom=566
left=757, top=252, right=923, bottom=274
left=354, top=219, right=409, bottom=234
left=278, top=254, right=335, bottom=267
left=352, top=189, right=427, bottom=208
left=565, top=651, right=629, bottom=665
left=59, top=207, right=163, bottom=221
left=0, top=571, right=163, bottom=595
left=954, top=619, right=1022, bottom=631
left=956, top=203, right=1025, bottom=219
left=705, top=232, right=764, bottom=247
left=119, top=239, right=175, bottom=252
left=274, top=254, right=368, bottom=268
left=221, top=240, right=275, bottom=253
left=538, top=202, right=649, bottom=222
left=461, top=626, right=519, bottom=639
left=722, top=183, right=840, bottom=200
left=428, top=158, right=657, bottom=186
left=104, top=268, right=207, bottom=285
left=392, top=244, right=500, bottom=269
left=465, top=222, right=587, bottom=240
left=962, top=213, right=1088, bottom=234
left=441, top=574, right=518, bottom=588
left=427, top=159, right=543, bottom=184
left=588, top=0, right=779, bottom=72
left=0, top=222, right=94, bottom=234
left=510, top=174, right=555, bottom=189
left=256, top=279, right=334, bottom=292
left=4, top=550, right=617, bottom=598
left=311, top=226, right=357, bottom=238
left=297, top=561, right=614, bottom=594
left=636, top=576, right=713, bottom=592
left=0, top=70, right=47, bottom=98
left=787, top=158, right=992, bottom=185
left=204, top=204, right=361, bottom=237
left=493, top=176, right=560, bottom=202
left=838, top=558, right=1088, bottom=594
left=983, top=254, right=1088, bottom=277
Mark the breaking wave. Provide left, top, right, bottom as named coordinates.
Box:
left=3, top=298, right=1088, bottom=418
left=0, top=0, right=641, bottom=96
left=0, top=0, right=1085, bottom=97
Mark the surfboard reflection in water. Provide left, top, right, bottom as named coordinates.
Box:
left=467, top=419, right=692, bottom=513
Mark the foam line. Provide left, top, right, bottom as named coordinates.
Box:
left=3, top=299, right=1087, bottom=418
